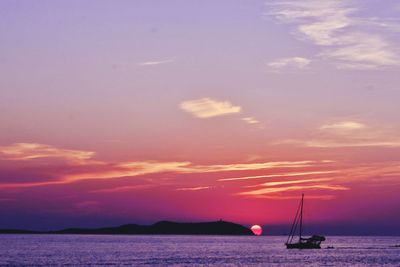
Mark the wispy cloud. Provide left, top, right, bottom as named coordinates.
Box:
left=176, top=186, right=214, bottom=191
left=282, top=139, right=400, bottom=148
left=3, top=143, right=400, bottom=202
left=0, top=143, right=95, bottom=164
left=219, top=170, right=337, bottom=182
left=275, top=120, right=400, bottom=148
left=244, top=161, right=400, bottom=195
left=250, top=194, right=336, bottom=200
left=195, top=160, right=317, bottom=173
left=66, top=161, right=192, bottom=182
left=180, top=98, right=241, bottom=118
left=339, top=162, right=400, bottom=184
left=0, top=142, right=325, bottom=188
left=267, top=0, right=400, bottom=69
left=90, top=184, right=156, bottom=193
left=321, top=34, right=399, bottom=70
left=69, top=160, right=319, bottom=182
left=138, top=59, right=173, bottom=66
left=267, top=57, right=311, bottom=72
left=241, top=116, right=264, bottom=129
left=238, top=184, right=349, bottom=197
left=320, top=121, right=366, bottom=131
left=180, top=99, right=263, bottom=128
left=256, top=177, right=332, bottom=187
left=241, top=117, right=260, bottom=124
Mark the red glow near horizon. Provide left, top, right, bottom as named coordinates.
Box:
left=251, top=225, right=263, bottom=236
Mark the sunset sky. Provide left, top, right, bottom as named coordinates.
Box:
left=1, top=0, right=400, bottom=234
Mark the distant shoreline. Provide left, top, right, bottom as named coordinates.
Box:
left=0, top=220, right=254, bottom=236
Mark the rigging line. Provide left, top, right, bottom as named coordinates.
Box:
left=289, top=198, right=302, bottom=243
left=286, top=197, right=302, bottom=244
left=299, top=193, right=304, bottom=242
left=290, top=210, right=300, bottom=244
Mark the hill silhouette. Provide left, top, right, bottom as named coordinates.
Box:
left=0, top=220, right=254, bottom=236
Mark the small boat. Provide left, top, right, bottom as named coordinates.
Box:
left=285, top=194, right=325, bottom=249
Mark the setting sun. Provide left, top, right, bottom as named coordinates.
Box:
left=251, top=225, right=263, bottom=236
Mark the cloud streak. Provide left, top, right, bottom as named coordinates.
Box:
left=282, top=140, right=400, bottom=149
left=2, top=142, right=400, bottom=205
left=320, top=121, right=366, bottom=131
left=241, top=117, right=260, bottom=124
left=0, top=143, right=326, bottom=188
left=90, top=184, right=156, bottom=193
left=176, top=186, right=214, bottom=191
left=267, top=0, right=400, bottom=69
left=267, top=57, right=311, bottom=71
left=68, top=160, right=319, bottom=183
left=180, top=98, right=241, bottom=118
left=275, top=121, right=400, bottom=148
left=138, top=59, right=173, bottom=66
left=0, top=143, right=95, bottom=164
left=218, top=170, right=337, bottom=182
left=238, top=184, right=349, bottom=197
left=256, top=177, right=332, bottom=187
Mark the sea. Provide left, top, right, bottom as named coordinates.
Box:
left=0, top=235, right=399, bottom=266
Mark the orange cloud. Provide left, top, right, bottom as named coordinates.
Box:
left=2, top=143, right=397, bottom=203
left=218, top=170, right=337, bottom=181
left=0, top=143, right=329, bottom=189
left=193, top=160, right=319, bottom=172
left=90, top=184, right=157, bottom=193
left=65, top=161, right=192, bottom=182
left=230, top=160, right=400, bottom=199
left=257, top=195, right=336, bottom=200
left=180, top=98, right=241, bottom=118
left=0, top=143, right=95, bottom=164
left=238, top=184, right=349, bottom=197
left=256, top=178, right=333, bottom=187
left=320, top=121, right=366, bottom=131
left=64, top=160, right=321, bottom=183
left=176, top=186, right=214, bottom=191
left=281, top=139, right=400, bottom=148
left=241, top=117, right=260, bottom=124
left=275, top=121, right=400, bottom=148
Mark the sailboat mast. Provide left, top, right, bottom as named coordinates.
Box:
left=299, top=193, right=304, bottom=241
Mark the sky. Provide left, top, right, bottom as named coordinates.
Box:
left=1, top=0, right=400, bottom=234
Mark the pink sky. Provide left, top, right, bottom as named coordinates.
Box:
left=0, top=0, right=400, bottom=233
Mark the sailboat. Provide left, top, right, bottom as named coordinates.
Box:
left=285, top=194, right=325, bottom=249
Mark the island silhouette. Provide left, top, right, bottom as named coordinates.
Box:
left=0, top=220, right=254, bottom=236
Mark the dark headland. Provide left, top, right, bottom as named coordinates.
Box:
left=0, top=220, right=254, bottom=236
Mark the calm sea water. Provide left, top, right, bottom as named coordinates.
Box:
left=0, top=235, right=399, bottom=266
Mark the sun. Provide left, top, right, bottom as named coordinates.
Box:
left=250, top=225, right=262, bottom=236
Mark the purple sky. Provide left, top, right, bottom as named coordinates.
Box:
left=1, top=0, right=400, bottom=234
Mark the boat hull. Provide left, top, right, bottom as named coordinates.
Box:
left=286, top=242, right=321, bottom=249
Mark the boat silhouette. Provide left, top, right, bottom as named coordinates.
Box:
left=285, top=194, right=326, bottom=249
